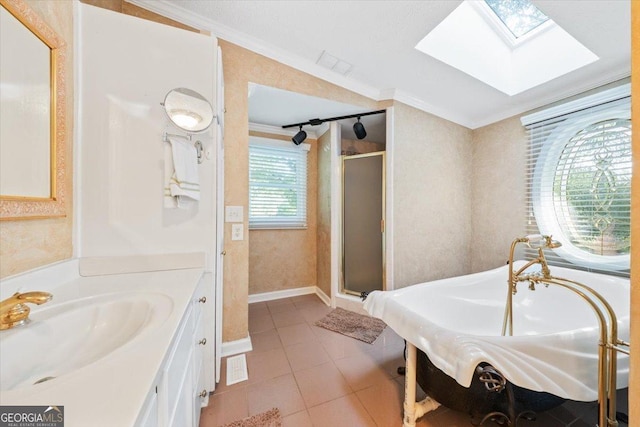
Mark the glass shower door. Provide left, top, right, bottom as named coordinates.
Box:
left=342, top=152, right=385, bottom=296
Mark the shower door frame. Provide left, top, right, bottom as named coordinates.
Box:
left=340, top=151, right=386, bottom=296
left=329, top=107, right=395, bottom=307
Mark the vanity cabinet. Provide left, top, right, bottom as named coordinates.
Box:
left=136, top=277, right=211, bottom=427
left=138, top=391, right=159, bottom=427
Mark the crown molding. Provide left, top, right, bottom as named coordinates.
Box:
left=126, top=0, right=215, bottom=32
left=519, top=75, right=631, bottom=126
left=469, top=70, right=631, bottom=129
left=382, top=88, right=475, bottom=129
left=124, top=0, right=629, bottom=131
left=249, top=123, right=297, bottom=138
left=124, top=0, right=474, bottom=128
left=125, top=0, right=380, bottom=101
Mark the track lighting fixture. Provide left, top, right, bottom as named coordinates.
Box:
left=282, top=109, right=385, bottom=144
left=353, top=117, right=367, bottom=140
left=292, top=125, right=307, bottom=145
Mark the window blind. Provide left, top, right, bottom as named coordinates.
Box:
left=520, top=89, right=631, bottom=276
left=249, top=137, right=309, bottom=229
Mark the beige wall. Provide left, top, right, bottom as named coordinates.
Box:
left=316, top=130, right=332, bottom=298
left=629, top=0, right=639, bottom=421
left=391, top=102, right=473, bottom=287
left=342, top=138, right=385, bottom=155
left=470, top=117, right=527, bottom=272
left=0, top=0, right=74, bottom=279
left=219, top=40, right=380, bottom=341
left=248, top=101, right=475, bottom=299
left=248, top=132, right=318, bottom=295
left=80, top=0, right=197, bottom=32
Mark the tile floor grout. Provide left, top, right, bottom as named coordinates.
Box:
left=199, top=294, right=627, bottom=427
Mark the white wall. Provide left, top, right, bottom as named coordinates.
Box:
left=77, top=4, right=217, bottom=270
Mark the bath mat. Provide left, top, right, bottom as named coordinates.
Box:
left=315, top=307, right=386, bottom=344
left=221, top=408, right=282, bottom=427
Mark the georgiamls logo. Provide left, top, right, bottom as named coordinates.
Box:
left=0, top=405, right=64, bottom=426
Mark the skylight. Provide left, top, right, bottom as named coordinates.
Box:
left=414, top=1, right=599, bottom=96
left=484, top=0, right=549, bottom=39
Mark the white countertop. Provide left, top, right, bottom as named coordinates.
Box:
left=0, top=267, right=204, bottom=427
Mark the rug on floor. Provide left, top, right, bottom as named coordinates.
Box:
left=315, top=307, right=386, bottom=344
left=221, top=408, right=282, bottom=427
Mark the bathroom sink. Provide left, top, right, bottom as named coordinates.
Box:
left=0, top=292, right=173, bottom=391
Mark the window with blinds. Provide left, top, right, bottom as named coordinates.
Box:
left=520, top=85, right=631, bottom=275
left=249, top=137, right=310, bottom=229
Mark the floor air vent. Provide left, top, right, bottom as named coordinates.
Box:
left=226, top=354, right=248, bottom=386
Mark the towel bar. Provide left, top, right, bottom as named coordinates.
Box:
left=163, top=131, right=203, bottom=164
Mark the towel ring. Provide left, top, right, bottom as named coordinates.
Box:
left=163, top=131, right=204, bottom=164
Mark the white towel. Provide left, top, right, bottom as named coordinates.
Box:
left=164, top=137, right=200, bottom=209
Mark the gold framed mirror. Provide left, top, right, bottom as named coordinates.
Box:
left=0, top=0, right=66, bottom=220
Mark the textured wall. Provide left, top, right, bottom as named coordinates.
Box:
left=470, top=117, right=527, bottom=272
left=80, top=0, right=197, bottom=32
left=391, top=102, right=473, bottom=288
left=341, top=138, right=385, bottom=155
left=316, top=130, right=332, bottom=298
left=0, top=0, right=73, bottom=278
left=219, top=40, right=379, bottom=341
left=248, top=132, right=318, bottom=295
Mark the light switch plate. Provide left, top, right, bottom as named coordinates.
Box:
left=231, top=224, right=243, bottom=241
left=225, top=206, right=243, bottom=223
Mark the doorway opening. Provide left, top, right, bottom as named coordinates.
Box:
left=246, top=83, right=393, bottom=309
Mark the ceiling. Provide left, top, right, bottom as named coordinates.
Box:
left=248, top=84, right=387, bottom=143
left=129, top=0, right=631, bottom=130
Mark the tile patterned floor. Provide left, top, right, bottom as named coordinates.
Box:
left=199, top=295, right=628, bottom=427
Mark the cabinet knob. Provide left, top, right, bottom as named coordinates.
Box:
left=198, top=296, right=207, bottom=303
left=200, top=389, right=208, bottom=398
left=199, top=338, right=207, bottom=346
left=221, top=250, right=227, bottom=256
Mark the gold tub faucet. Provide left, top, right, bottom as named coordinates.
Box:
left=0, top=291, right=52, bottom=330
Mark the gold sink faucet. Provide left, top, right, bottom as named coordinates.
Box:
left=0, top=291, right=52, bottom=330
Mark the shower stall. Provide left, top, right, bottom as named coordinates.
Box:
left=342, top=152, right=385, bottom=296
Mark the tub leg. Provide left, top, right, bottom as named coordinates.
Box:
left=403, top=343, right=417, bottom=427
left=403, top=343, right=440, bottom=427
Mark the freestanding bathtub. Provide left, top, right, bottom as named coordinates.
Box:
left=363, top=261, right=630, bottom=425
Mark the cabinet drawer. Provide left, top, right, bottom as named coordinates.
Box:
left=137, top=389, right=158, bottom=427
left=194, top=362, right=207, bottom=426
left=193, top=311, right=205, bottom=381
left=171, top=354, right=195, bottom=427
left=160, top=305, right=195, bottom=423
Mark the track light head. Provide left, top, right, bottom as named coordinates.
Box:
left=292, top=126, right=307, bottom=145
left=353, top=117, right=367, bottom=140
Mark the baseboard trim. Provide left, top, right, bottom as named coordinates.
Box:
left=315, top=287, right=331, bottom=306
left=248, top=286, right=316, bottom=303
left=221, top=336, right=253, bottom=358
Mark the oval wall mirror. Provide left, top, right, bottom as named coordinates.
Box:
left=163, top=88, right=214, bottom=133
